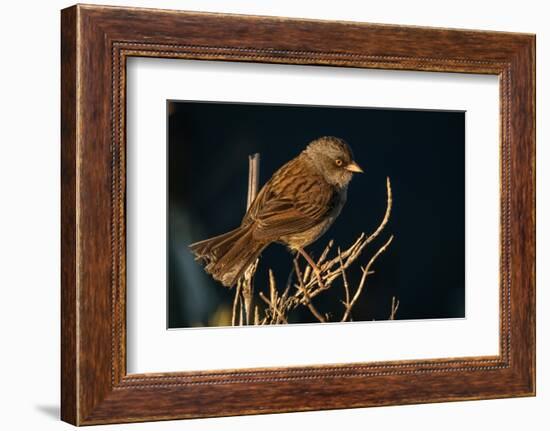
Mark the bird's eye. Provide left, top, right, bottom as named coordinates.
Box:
left=335, top=159, right=343, bottom=167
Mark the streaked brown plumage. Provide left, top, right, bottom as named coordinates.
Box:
left=189, top=136, right=363, bottom=287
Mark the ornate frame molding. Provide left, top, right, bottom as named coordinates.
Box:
left=61, top=5, right=535, bottom=425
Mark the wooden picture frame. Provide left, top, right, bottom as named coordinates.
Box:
left=61, top=4, right=535, bottom=425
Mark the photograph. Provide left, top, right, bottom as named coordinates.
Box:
left=167, top=100, right=466, bottom=328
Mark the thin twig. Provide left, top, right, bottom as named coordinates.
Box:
left=338, top=248, right=351, bottom=309
left=231, top=281, right=241, bottom=327
left=232, top=153, right=260, bottom=326
left=296, top=247, right=326, bottom=292
left=259, top=291, right=288, bottom=324
left=247, top=153, right=260, bottom=210
left=233, top=172, right=394, bottom=326
left=389, top=296, right=400, bottom=320
left=365, top=177, right=393, bottom=247
left=303, top=177, right=393, bottom=293
left=269, top=269, right=279, bottom=323
left=258, top=270, right=290, bottom=324
left=242, top=259, right=258, bottom=325
left=317, top=240, right=334, bottom=268
left=238, top=293, right=244, bottom=326
left=341, top=235, right=394, bottom=322
left=293, top=259, right=326, bottom=323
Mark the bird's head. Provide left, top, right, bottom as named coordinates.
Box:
left=304, top=136, right=363, bottom=188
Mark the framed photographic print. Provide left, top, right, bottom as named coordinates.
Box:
left=61, top=4, right=535, bottom=425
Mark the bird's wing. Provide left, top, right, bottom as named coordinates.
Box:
left=244, top=158, right=338, bottom=241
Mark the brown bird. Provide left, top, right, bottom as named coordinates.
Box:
left=189, top=136, right=363, bottom=287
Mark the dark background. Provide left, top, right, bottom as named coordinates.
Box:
left=167, top=101, right=465, bottom=328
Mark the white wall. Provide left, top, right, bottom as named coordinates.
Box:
left=0, top=0, right=546, bottom=429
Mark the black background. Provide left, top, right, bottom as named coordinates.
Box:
left=167, top=101, right=465, bottom=328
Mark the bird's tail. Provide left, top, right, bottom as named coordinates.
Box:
left=189, top=225, right=266, bottom=287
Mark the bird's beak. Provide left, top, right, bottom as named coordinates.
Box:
left=345, top=161, right=364, bottom=173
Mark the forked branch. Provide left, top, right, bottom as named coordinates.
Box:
left=231, top=154, right=396, bottom=326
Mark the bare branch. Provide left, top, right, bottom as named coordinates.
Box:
left=293, top=259, right=326, bottom=323
left=232, top=153, right=260, bottom=326
left=365, top=177, right=393, bottom=246
left=389, top=296, right=400, bottom=320
left=317, top=239, right=334, bottom=268
left=231, top=281, right=241, bottom=327
left=303, top=177, right=393, bottom=293
left=341, top=235, right=394, bottom=322
left=247, top=153, right=260, bottom=210
left=231, top=169, right=395, bottom=327
left=259, top=292, right=289, bottom=324
left=238, top=293, right=244, bottom=326
left=259, top=272, right=289, bottom=324
left=296, top=247, right=326, bottom=292
left=338, top=248, right=350, bottom=308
